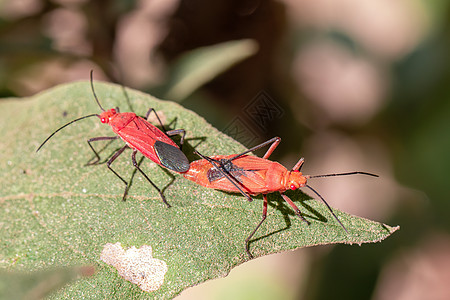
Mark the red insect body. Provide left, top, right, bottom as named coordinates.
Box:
left=99, top=109, right=185, bottom=170
left=37, top=72, right=189, bottom=206
left=184, top=137, right=377, bottom=257
left=185, top=155, right=307, bottom=195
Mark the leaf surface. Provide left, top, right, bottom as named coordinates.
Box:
left=0, top=82, right=398, bottom=299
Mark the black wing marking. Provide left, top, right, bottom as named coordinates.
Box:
left=207, top=159, right=259, bottom=183
left=154, top=141, right=190, bottom=172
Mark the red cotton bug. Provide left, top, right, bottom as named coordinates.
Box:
left=36, top=71, right=190, bottom=207
left=183, top=137, right=378, bottom=257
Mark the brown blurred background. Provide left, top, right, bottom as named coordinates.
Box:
left=1, top=0, right=450, bottom=299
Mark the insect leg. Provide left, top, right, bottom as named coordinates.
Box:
left=145, top=108, right=186, bottom=149
left=261, top=137, right=281, bottom=159
left=131, top=149, right=171, bottom=208
left=104, top=145, right=130, bottom=201
left=228, top=137, right=281, bottom=162
left=292, top=157, right=305, bottom=171
left=145, top=108, right=167, bottom=132
left=280, top=193, right=310, bottom=225
left=86, top=136, right=120, bottom=165
left=245, top=194, right=269, bottom=258
left=165, top=129, right=186, bottom=149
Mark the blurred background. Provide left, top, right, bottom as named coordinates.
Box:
left=1, top=0, right=449, bottom=299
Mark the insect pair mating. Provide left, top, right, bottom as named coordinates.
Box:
left=37, top=72, right=377, bottom=257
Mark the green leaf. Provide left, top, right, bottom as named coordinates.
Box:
left=0, top=266, right=95, bottom=300
left=0, top=81, right=398, bottom=299
left=162, top=39, right=259, bottom=101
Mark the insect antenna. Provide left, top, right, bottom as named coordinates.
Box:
left=90, top=70, right=105, bottom=112
left=305, top=184, right=348, bottom=233
left=36, top=114, right=99, bottom=152
left=117, top=73, right=134, bottom=113
left=309, top=172, right=378, bottom=179
left=37, top=71, right=107, bottom=153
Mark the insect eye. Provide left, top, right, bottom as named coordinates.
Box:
left=101, top=117, right=107, bottom=123
left=290, top=184, right=297, bottom=190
